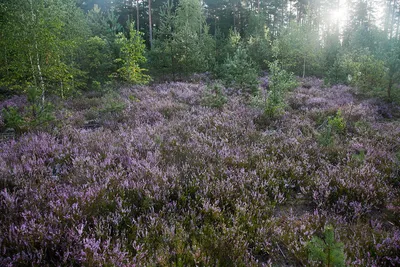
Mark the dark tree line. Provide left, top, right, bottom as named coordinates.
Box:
left=0, top=0, right=400, bottom=102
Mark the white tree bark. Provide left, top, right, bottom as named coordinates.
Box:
left=29, top=0, right=45, bottom=106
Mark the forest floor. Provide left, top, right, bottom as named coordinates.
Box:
left=0, top=78, right=399, bottom=266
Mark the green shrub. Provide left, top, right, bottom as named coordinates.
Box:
left=318, top=126, right=334, bottom=147
left=201, top=82, right=227, bottom=109
left=351, top=149, right=366, bottom=164
left=128, top=95, right=140, bottom=102
left=99, top=93, right=126, bottom=115
left=318, top=110, right=346, bottom=147
left=220, top=45, right=259, bottom=95
left=84, top=108, right=99, bottom=121
left=115, top=22, right=151, bottom=85
left=307, top=225, right=346, bottom=267
left=247, top=28, right=272, bottom=70
left=342, top=52, right=387, bottom=96
left=2, top=104, right=54, bottom=132
left=328, top=110, right=346, bottom=134
left=92, top=81, right=102, bottom=91
left=2, top=107, right=24, bottom=130
left=325, top=58, right=348, bottom=86
left=264, top=60, right=298, bottom=117
left=29, top=103, right=55, bottom=129
left=80, top=36, right=114, bottom=85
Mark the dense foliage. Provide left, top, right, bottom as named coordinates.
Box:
left=1, top=0, right=400, bottom=99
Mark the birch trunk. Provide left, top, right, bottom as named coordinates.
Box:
left=29, top=0, right=45, bottom=107
left=29, top=52, right=37, bottom=87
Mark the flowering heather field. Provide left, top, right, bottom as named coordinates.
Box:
left=0, top=79, right=399, bottom=266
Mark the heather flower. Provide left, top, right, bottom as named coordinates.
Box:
left=0, top=79, right=399, bottom=266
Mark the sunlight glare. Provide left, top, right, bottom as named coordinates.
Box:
left=330, top=8, right=348, bottom=24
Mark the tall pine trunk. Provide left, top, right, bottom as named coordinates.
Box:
left=388, top=77, right=393, bottom=100
left=136, top=0, right=140, bottom=31
left=4, top=45, right=9, bottom=77
left=149, top=0, right=153, bottom=49
left=390, top=0, right=396, bottom=39
left=384, top=0, right=390, bottom=38
left=396, top=0, right=400, bottom=39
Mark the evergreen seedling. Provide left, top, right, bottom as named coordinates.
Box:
left=307, top=225, right=346, bottom=267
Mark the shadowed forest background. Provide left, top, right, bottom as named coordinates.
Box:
left=0, top=0, right=400, bottom=266
left=1, top=0, right=400, bottom=100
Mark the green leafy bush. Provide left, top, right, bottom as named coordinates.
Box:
left=28, top=103, right=55, bottom=129
left=342, top=52, right=387, bottom=96
left=149, top=0, right=215, bottom=79
left=80, top=36, right=114, bottom=86
left=2, top=88, right=55, bottom=132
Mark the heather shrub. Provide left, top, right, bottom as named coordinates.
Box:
left=353, top=120, right=373, bottom=136
left=351, top=149, right=366, bottom=165
left=84, top=108, right=99, bottom=121
left=0, top=79, right=399, bottom=266
left=374, top=231, right=400, bottom=266
left=68, top=95, right=102, bottom=111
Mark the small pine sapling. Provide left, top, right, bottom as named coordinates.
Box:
left=264, top=60, right=298, bottom=117
left=307, top=225, right=346, bottom=267
left=328, top=110, right=346, bottom=134
left=201, top=82, right=227, bottom=109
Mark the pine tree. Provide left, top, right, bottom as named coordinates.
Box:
left=115, top=22, right=151, bottom=84
left=308, top=225, right=346, bottom=267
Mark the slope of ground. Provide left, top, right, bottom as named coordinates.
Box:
left=0, top=79, right=399, bottom=266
